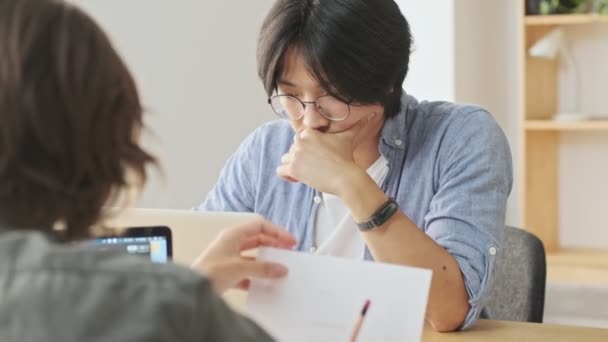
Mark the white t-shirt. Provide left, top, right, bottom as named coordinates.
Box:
left=313, top=155, right=389, bottom=259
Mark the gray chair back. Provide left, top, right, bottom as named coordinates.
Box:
left=482, top=226, right=546, bottom=323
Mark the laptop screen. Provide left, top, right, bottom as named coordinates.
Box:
left=91, top=226, right=172, bottom=263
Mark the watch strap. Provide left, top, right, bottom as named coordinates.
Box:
left=356, top=198, right=399, bottom=231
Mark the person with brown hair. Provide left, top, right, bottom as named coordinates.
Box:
left=0, top=0, right=289, bottom=340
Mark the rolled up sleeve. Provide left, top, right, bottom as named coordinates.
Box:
left=424, top=109, right=512, bottom=329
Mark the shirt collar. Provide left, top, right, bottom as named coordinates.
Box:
left=380, top=92, right=413, bottom=151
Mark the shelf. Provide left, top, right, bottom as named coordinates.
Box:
left=548, top=249, right=608, bottom=286
left=525, top=120, right=608, bottom=131
left=522, top=0, right=608, bottom=291
left=549, top=249, right=608, bottom=268
left=525, top=14, right=608, bottom=26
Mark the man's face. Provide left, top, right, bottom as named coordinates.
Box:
left=276, top=48, right=385, bottom=146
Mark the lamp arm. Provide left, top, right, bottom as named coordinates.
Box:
left=560, top=45, right=581, bottom=113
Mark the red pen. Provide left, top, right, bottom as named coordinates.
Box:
left=350, top=299, right=371, bottom=342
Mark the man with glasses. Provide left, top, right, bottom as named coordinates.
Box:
left=199, top=0, right=512, bottom=332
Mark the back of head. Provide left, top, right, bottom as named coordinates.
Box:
left=257, top=0, right=413, bottom=117
left=0, top=0, right=155, bottom=240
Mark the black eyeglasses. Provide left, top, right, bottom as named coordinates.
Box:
left=268, top=94, right=352, bottom=121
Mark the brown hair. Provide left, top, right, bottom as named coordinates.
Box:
left=0, top=0, right=155, bottom=240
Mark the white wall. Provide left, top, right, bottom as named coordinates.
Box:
left=396, top=0, right=456, bottom=102
left=80, top=0, right=524, bottom=226
left=558, top=24, right=608, bottom=118
left=78, top=0, right=275, bottom=209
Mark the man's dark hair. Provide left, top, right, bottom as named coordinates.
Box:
left=0, top=0, right=155, bottom=240
left=257, top=0, right=413, bottom=117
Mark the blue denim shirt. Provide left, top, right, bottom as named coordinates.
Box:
left=199, top=94, right=513, bottom=329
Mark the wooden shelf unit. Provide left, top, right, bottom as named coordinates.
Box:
left=547, top=249, right=608, bottom=286
left=548, top=249, right=608, bottom=268
left=525, top=14, right=608, bottom=26
left=519, top=2, right=608, bottom=266
left=525, top=120, right=608, bottom=131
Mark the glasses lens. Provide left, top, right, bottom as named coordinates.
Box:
left=316, top=96, right=350, bottom=120
left=270, top=95, right=303, bottom=120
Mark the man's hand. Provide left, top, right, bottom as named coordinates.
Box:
left=277, top=116, right=373, bottom=195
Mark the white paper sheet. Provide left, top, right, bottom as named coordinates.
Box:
left=246, top=248, right=432, bottom=342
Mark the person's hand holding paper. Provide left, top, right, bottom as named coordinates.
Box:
left=246, top=248, right=432, bottom=342
left=191, top=220, right=297, bottom=293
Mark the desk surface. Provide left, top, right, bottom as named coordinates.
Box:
left=112, top=211, right=608, bottom=341
left=225, top=288, right=608, bottom=342
left=423, top=319, right=608, bottom=342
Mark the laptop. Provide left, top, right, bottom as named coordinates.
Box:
left=106, top=209, right=261, bottom=265
left=105, top=209, right=260, bottom=309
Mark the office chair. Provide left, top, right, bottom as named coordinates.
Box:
left=482, top=226, right=546, bottom=323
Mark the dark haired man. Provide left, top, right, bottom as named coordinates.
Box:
left=201, top=0, right=512, bottom=331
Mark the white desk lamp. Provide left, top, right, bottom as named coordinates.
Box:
left=528, top=28, right=590, bottom=122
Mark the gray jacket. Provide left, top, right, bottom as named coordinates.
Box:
left=0, top=230, right=274, bottom=342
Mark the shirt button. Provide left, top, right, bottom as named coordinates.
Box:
left=394, top=139, right=403, bottom=146
left=313, top=196, right=322, bottom=204
left=489, top=247, right=497, bottom=256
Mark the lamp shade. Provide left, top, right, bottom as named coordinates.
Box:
left=528, top=28, right=566, bottom=59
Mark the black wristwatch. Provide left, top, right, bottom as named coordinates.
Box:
left=356, top=198, right=399, bottom=231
